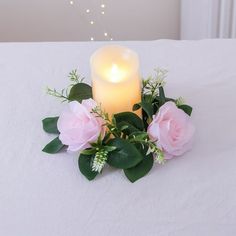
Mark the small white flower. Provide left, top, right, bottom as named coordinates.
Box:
left=92, top=150, right=108, bottom=173
left=154, top=152, right=166, bottom=165
left=176, top=97, right=185, bottom=106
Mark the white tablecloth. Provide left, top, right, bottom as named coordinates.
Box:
left=0, top=39, right=236, bottom=236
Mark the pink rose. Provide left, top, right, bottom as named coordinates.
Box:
left=147, top=102, right=195, bottom=159
left=57, top=99, right=105, bottom=152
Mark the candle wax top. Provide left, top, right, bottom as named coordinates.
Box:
left=90, top=45, right=140, bottom=83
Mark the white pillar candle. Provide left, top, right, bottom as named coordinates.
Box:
left=90, top=45, right=141, bottom=116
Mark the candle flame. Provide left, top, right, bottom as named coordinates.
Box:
left=109, top=64, right=125, bottom=83
left=111, top=64, right=119, bottom=75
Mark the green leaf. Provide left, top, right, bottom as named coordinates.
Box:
left=140, top=101, right=154, bottom=118
left=159, top=86, right=166, bottom=106
left=107, top=138, right=143, bottom=169
left=142, top=94, right=153, bottom=103
left=178, top=104, right=193, bottom=116
left=68, top=83, right=92, bottom=102
left=124, top=153, right=153, bottom=183
left=124, top=144, right=154, bottom=182
left=120, top=125, right=129, bottom=131
left=114, top=112, right=144, bottom=135
left=104, top=146, right=117, bottom=152
left=80, top=148, right=96, bottom=155
left=42, top=117, right=59, bottom=134
left=103, top=133, right=111, bottom=143
left=129, top=131, right=148, bottom=141
left=116, top=121, right=139, bottom=135
left=42, top=137, right=65, bottom=154
left=165, top=97, right=176, bottom=102
left=78, top=153, right=98, bottom=181
left=114, top=112, right=144, bottom=130
left=133, top=103, right=141, bottom=111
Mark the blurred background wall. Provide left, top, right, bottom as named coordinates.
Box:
left=1, top=0, right=235, bottom=42
left=181, top=0, right=236, bottom=39
left=0, top=0, right=180, bottom=42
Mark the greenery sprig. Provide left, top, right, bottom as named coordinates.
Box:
left=46, top=87, right=69, bottom=102
left=129, top=132, right=165, bottom=164
left=142, top=68, right=167, bottom=100
left=68, top=69, right=85, bottom=84
left=46, top=69, right=86, bottom=102
left=91, top=106, right=126, bottom=138
left=80, top=135, right=117, bottom=173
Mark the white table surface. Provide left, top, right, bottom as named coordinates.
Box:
left=0, top=39, right=236, bottom=236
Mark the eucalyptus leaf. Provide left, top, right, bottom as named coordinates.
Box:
left=178, top=104, right=193, bottom=116
left=158, top=86, right=166, bottom=106
left=114, top=112, right=144, bottom=135
left=42, top=137, right=65, bottom=154
left=142, top=94, right=153, bottom=103
left=104, top=146, right=117, bottom=152
left=120, top=125, right=129, bottom=131
left=129, top=131, right=148, bottom=141
left=165, top=97, right=176, bottom=102
left=140, top=101, right=154, bottom=118
left=107, top=138, right=143, bottom=169
left=78, top=153, right=98, bottom=181
left=103, top=133, right=111, bottom=143
left=42, top=117, right=59, bottom=134
left=124, top=145, right=154, bottom=182
left=80, top=148, right=96, bottom=155
left=117, top=122, right=139, bottom=135
left=133, top=103, right=141, bottom=111
left=68, top=83, right=92, bottom=102
left=124, top=154, right=154, bottom=183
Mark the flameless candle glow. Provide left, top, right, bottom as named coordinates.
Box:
left=90, top=45, right=142, bottom=116
left=106, top=64, right=127, bottom=83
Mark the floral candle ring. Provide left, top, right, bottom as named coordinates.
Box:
left=42, top=46, right=195, bottom=183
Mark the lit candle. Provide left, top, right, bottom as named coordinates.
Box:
left=90, top=45, right=141, bottom=116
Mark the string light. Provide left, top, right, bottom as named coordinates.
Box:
left=67, top=0, right=113, bottom=41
